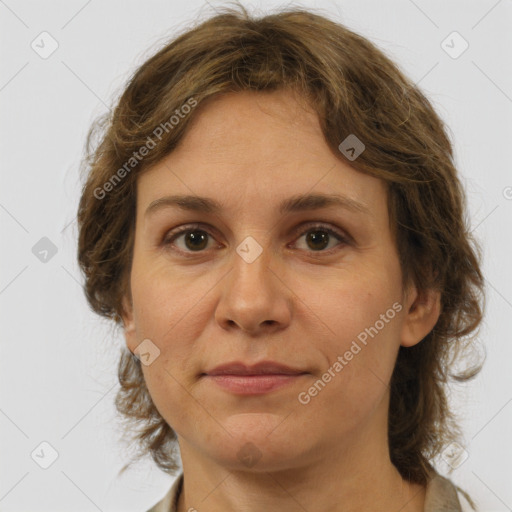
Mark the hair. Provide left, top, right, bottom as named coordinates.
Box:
left=76, top=3, right=485, bottom=507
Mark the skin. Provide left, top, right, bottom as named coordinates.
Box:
left=121, top=89, right=441, bottom=512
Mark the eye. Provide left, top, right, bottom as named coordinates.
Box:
left=291, top=223, right=349, bottom=253
left=162, top=222, right=349, bottom=256
left=162, top=223, right=217, bottom=254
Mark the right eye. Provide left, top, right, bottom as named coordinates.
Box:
left=162, top=224, right=220, bottom=255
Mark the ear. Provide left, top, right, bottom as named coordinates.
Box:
left=400, top=283, right=441, bottom=348
left=120, top=294, right=138, bottom=353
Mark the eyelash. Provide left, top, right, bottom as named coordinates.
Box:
left=162, top=222, right=350, bottom=257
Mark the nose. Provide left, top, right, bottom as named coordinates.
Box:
left=214, top=238, right=292, bottom=336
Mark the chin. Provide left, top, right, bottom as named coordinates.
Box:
left=201, top=426, right=313, bottom=473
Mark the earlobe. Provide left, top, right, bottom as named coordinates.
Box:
left=400, top=286, right=441, bottom=348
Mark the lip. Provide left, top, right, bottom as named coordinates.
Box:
left=205, top=361, right=307, bottom=376
left=203, top=361, right=308, bottom=395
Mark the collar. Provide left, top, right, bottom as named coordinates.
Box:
left=146, top=468, right=463, bottom=512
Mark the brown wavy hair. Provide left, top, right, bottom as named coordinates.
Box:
left=76, top=3, right=485, bottom=506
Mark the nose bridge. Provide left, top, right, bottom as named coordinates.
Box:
left=230, top=233, right=276, bottom=304
left=215, top=232, right=291, bottom=333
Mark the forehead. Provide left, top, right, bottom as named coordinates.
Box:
left=136, top=89, right=387, bottom=221
left=174, top=89, right=326, bottom=159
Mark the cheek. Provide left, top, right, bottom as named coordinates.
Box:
left=129, top=264, right=215, bottom=416
left=130, top=256, right=209, bottom=340
left=297, top=270, right=402, bottom=406
left=299, top=265, right=401, bottom=348
left=294, top=317, right=401, bottom=440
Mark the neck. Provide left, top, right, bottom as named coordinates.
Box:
left=175, top=433, right=426, bottom=512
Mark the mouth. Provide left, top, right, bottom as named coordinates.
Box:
left=202, top=361, right=309, bottom=395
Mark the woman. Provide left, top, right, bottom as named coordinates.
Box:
left=77, top=5, right=485, bottom=511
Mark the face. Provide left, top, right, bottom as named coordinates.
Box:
left=122, top=89, right=439, bottom=473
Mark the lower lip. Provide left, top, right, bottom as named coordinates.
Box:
left=205, top=374, right=307, bottom=394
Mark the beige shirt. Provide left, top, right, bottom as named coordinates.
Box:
left=145, top=469, right=467, bottom=512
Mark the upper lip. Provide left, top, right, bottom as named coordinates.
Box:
left=205, top=361, right=307, bottom=376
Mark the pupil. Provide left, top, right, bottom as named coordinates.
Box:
left=307, top=230, right=329, bottom=250
left=186, top=231, right=208, bottom=250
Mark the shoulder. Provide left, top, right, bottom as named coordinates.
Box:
left=424, top=469, right=475, bottom=512
left=145, top=473, right=183, bottom=512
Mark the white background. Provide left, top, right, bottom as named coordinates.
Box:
left=1, top=0, right=511, bottom=510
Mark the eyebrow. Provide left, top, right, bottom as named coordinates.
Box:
left=145, top=192, right=371, bottom=217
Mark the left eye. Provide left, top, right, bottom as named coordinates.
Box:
left=293, top=225, right=348, bottom=252
left=162, top=223, right=348, bottom=255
